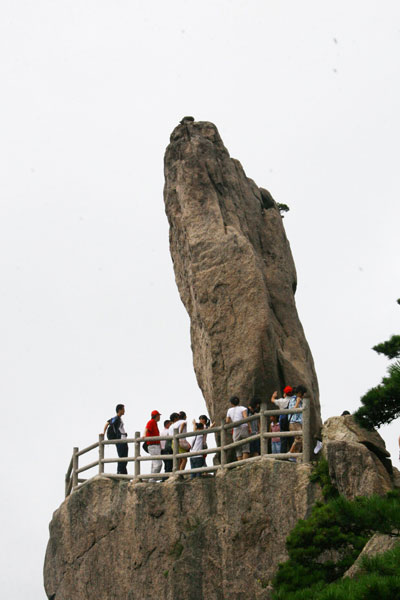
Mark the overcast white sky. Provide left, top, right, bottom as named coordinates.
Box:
left=1, top=1, right=399, bottom=598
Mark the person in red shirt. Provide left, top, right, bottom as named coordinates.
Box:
left=144, top=410, right=162, bottom=479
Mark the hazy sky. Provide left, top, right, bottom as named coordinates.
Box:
left=1, top=1, right=399, bottom=597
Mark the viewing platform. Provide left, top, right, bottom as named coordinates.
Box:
left=65, top=402, right=311, bottom=496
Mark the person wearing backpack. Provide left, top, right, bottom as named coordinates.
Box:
left=103, top=404, right=128, bottom=474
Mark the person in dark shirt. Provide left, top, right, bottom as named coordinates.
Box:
left=103, top=404, right=128, bottom=474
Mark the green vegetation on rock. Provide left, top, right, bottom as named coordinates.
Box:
left=271, top=490, right=400, bottom=600
left=309, top=458, right=339, bottom=502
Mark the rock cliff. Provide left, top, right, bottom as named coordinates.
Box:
left=44, top=460, right=321, bottom=600
left=44, top=418, right=399, bottom=599
left=164, top=120, right=321, bottom=433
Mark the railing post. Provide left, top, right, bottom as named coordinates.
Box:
left=134, top=431, right=141, bottom=477
left=220, top=419, right=227, bottom=466
left=65, top=474, right=70, bottom=498
left=72, top=447, right=79, bottom=489
left=302, top=399, right=311, bottom=463
left=172, top=427, right=178, bottom=472
left=260, top=401, right=268, bottom=455
left=98, top=434, right=104, bottom=475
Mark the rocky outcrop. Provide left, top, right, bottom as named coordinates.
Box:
left=44, top=460, right=321, bottom=600
left=163, top=120, right=320, bottom=433
left=322, top=416, right=394, bottom=499
left=344, top=533, right=400, bottom=578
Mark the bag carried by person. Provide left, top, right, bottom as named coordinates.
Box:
left=107, top=416, right=122, bottom=440
left=142, top=441, right=149, bottom=453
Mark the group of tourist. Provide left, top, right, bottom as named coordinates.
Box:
left=226, top=384, right=306, bottom=461
left=144, top=410, right=213, bottom=479
left=103, top=384, right=307, bottom=478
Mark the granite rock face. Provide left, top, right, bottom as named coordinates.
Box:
left=323, top=416, right=394, bottom=499
left=343, top=533, right=400, bottom=578
left=44, top=460, right=321, bottom=600
left=164, top=120, right=320, bottom=432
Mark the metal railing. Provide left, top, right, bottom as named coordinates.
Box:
left=65, top=401, right=311, bottom=496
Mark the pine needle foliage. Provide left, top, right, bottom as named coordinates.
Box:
left=354, top=361, right=400, bottom=429
left=354, top=299, right=400, bottom=429
left=309, top=459, right=339, bottom=501
left=272, top=491, right=400, bottom=600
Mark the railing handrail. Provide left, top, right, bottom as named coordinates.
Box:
left=65, top=401, right=311, bottom=496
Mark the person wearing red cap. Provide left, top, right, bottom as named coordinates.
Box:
left=271, top=386, right=294, bottom=454
left=144, top=410, right=162, bottom=479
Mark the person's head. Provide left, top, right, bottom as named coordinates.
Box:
left=170, top=412, right=179, bottom=422
left=164, top=419, right=171, bottom=428
left=296, top=385, right=307, bottom=398
left=249, top=398, right=260, bottom=412
left=151, top=409, right=161, bottom=422
left=196, top=422, right=204, bottom=430
left=341, top=410, right=351, bottom=416
left=179, top=411, right=187, bottom=420
left=229, top=396, right=240, bottom=406
left=116, top=404, right=125, bottom=416
left=270, top=415, right=277, bottom=424
left=199, top=415, right=210, bottom=427
left=283, top=386, right=293, bottom=397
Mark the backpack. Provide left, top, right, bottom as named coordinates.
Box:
left=107, top=416, right=121, bottom=440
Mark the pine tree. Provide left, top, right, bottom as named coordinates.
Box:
left=354, top=300, right=400, bottom=429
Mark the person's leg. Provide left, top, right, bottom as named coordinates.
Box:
left=190, top=457, right=202, bottom=477
left=233, top=428, right=242, bottom=461
left=252, top=439, right=260, bottom=457
left=163, top=449, right=173, bottom=473
left=289, top=424, right=302, bottom=453
left=194, top=456, right=204, bottom=477
left=241, top=430, right=250, bottom=460
left=116, top=442, right=128, bottom=474
left=148, top=444, right=162, bottom=474
left=272, top=441, right=281, bottom=454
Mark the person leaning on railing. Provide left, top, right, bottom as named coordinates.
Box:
left=288, top=385, right=307, bottom=459
left=226, top=396, right=251, bottom=461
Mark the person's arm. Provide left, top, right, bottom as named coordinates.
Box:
left=103, top=421, right=109, bottom=435
left=144, top=427, right=149, bottom=437
left=271, top=391, right=278, bottom=404
left=192, top=419, right=198, bottom=430
left=226, top=416, right=232, bottom=424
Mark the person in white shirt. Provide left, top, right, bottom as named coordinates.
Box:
left=190, top=423, right=205, bottom=478
left=271, top=386, right=293, bottom=454
left=160, top=419, right=172, bottom=473
left=171, top=411, right=191, bottom=470
left=226, top=396, right=251, bottom=461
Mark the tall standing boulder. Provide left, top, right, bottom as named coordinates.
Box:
left=164, top=119, right=321, bottom=434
